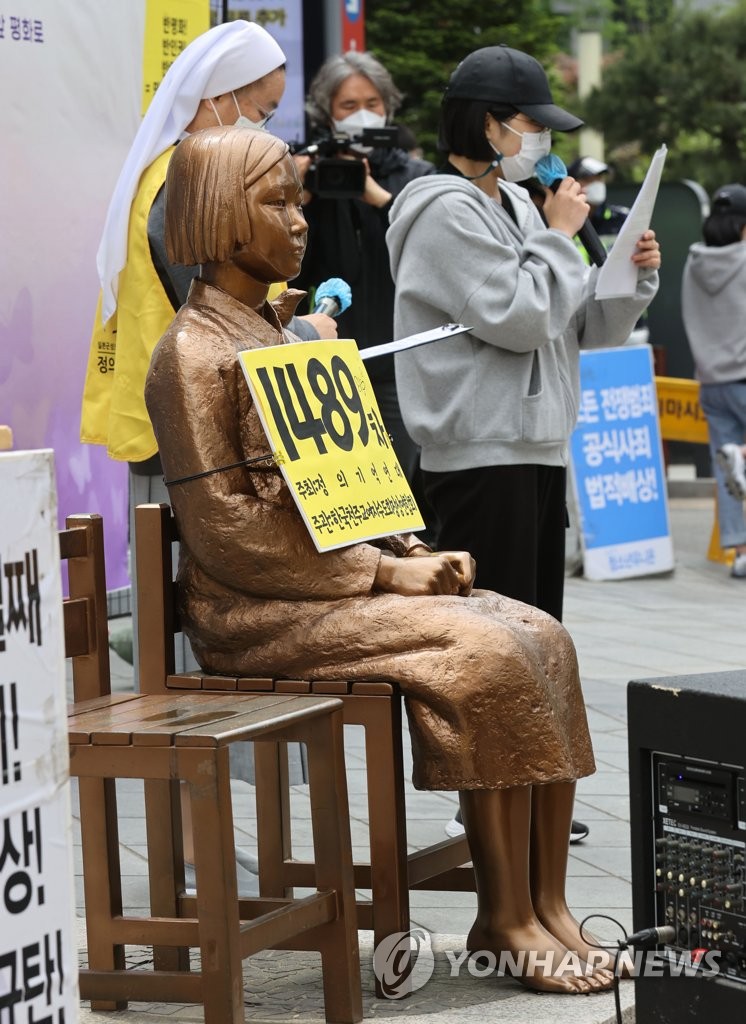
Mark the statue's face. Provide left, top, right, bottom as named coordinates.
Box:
left=232, top=154, right=307, bottom=283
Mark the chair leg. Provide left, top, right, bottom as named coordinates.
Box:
left=144, top=778, right=190, bottom=971
left=303, top=709, right=363, bottom=1024
left=77, top=776, right=126, bottom=1010
left=181, top=746, right=245, bottom=1024
left=362, top=697, right=410, bottom=953
left=255, top=740, right=293, bottom=896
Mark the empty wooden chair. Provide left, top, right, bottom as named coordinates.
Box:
left=63, top=513, right=362, bottom=1023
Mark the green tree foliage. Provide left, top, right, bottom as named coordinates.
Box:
left=583, top=1, right=746, bottom=193
left=366, top=0, right=571, bottom=161
left=572, top=0, right=673, bottom=46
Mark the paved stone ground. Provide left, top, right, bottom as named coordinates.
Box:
left=72, top=490, right=737, bottom=1024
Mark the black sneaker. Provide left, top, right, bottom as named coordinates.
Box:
left=570, top=819, right=589, bottom=844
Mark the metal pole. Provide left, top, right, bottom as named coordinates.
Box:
left=577, top=30, right=604, bottom=160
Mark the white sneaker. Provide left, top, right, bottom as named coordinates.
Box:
left=716, top=444, right=746, bottom=499
left=731, top=553, right=746, bottom=578
left=444, top=816, right=465, bottom=838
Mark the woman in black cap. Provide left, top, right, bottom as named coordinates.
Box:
left=387, top=43, right=661, bottom=980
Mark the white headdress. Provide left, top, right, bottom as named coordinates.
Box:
left=97, top=19, right=285, bottom=323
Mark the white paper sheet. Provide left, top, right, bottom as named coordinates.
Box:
left=359, top=323, right=471, bottom=361
left=594, top=145, right=667, bottom=299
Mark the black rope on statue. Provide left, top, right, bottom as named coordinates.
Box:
left=163, top=452, right=280, bottom=488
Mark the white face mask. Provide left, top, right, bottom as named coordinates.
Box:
left=489, top=121, right=552, bottom=182
left=584, top=180, right=607, bottom=206
left=232, top=91, right=274, bottom=131
left=332, top=108, right=387, bottom=152
left=208, top=94, right=274, bottom=131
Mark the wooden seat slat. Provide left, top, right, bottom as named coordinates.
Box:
left=311, top=680, right=351, bottom=695
left=165, top=673, right=205, bottom=689
left=237, top=676, right=275, bottom=691
left=349, top=680, right=395, bottom=696
left=274, top=679, right=312, bottom=693
left=173, top=695, right=345, bottom=746
left=67, top=693, right=138, bottom=716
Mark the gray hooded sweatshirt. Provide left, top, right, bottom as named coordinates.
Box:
left=386, top=175, right=658, bottom=471
left=682, top=240, right=746, bottom=384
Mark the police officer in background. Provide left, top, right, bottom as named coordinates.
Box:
left=567, top=156, right=628, bottom=252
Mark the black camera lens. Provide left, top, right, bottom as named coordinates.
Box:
left=309, top=158, right=366, bottom=199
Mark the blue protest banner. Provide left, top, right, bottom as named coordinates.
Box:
left=570, top=345, right=674, bottom=580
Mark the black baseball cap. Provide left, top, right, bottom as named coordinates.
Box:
left=712, top=183, right=746, bottom=216
left=443, top=45, right=583, bottom=132
left=567, top=156, right=609, bottom=179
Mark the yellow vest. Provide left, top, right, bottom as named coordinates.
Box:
left=80, top=147, right=286, bottom=462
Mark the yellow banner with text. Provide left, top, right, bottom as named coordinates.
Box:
left=142, top=0, right=210, bottom=114
left=239, top=340, right=424, bottom=551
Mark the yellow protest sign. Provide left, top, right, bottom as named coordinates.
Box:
left=655, top=376, right=708, bottom=444
left=142, top=0, right=210, bottom=114
left=239, top=340, right=425, bottom=551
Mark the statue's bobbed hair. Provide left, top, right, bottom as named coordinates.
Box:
left=165, top=125, right=289, bottom=265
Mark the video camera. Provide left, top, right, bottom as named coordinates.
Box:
left=292, top=126, right=399, bottom=199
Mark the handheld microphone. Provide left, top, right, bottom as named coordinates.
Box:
left=535, top=154, right=608, bottom=268
left=312, top=277, right=352, bottom=317
left=623, top=924, right=676, bottom=949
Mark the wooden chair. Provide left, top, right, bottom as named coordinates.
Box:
left=135, top=501, right=475, bottom=972
left=63, top=513, right=362, bottom=1023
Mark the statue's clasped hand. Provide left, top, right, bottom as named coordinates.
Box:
left=374, top=547, right=476, bottom=597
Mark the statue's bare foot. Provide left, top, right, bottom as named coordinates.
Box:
left=467, top=919, right=612, bottom=993
left=535, top=903, right=625, bottom=981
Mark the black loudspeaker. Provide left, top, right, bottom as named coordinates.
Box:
left=628, top=671, right=746, bottom=1022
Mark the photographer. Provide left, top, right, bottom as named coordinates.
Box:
left=292, top=51, right=433, bottom=479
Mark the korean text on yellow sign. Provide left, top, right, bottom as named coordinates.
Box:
left=655, top=376, right=709, bottom=444
left=239, top=340, right=425, bottom=552
left=142, top=0, right=210, bottom=114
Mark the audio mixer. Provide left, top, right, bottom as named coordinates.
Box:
left=653, top=755, right=746, bottom=981
left=628, top=671, right=746, bottom=1022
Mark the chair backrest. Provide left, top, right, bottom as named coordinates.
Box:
left=60, top=513, right=111, bottom=702
left=135, top=502, right=177, bottom=694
